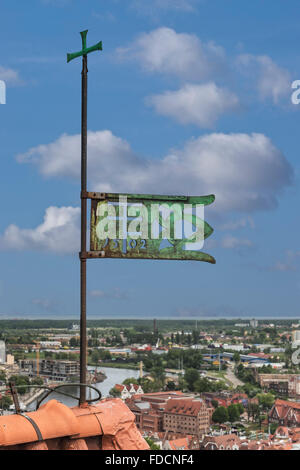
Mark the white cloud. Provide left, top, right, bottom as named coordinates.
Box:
left=237, top=54, right=291, bottom=104
left=116, top=27, right=225, bottom=80
left=17, top=130, right=144, bottom=192
left=268, top=250, right=300, bottom=272
left=89, top=288, right=128, bottom=300
left=0, top=66, right=23, bottom=86
left=220, top=217, right=255, bottom=231
left=269, top=262, right=296, bottom=272
left=221, top=235, right=254, bottom=249
left=146, top=83, right=239, bottom=127
left=89, top=290, right=106, bottom=298
left=0, top=206, right=80, bottom=254
left=17, top=130, right=293, bottom=214
left=116, top=27, right=291, bottom=109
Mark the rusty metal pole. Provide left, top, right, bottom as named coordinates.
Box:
left=67, top=31, right=102, bottom=406
left=80, top=53, right=88, bottom=404
left=8, top=382, right=21, bottom=414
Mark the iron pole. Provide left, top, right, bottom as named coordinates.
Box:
left=80, top=54, right=88, bottom=404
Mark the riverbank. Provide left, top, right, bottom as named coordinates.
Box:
left=25, top=367, right=141, bottom=411
left=90, top=362, right=140, bottom=370
left=23, top=387, right=46, bottom=408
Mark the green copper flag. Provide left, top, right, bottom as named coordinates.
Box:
left=88, top=192, right=216, bottom=264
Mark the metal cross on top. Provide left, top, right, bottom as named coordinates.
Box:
left=67, top=30, right=102, bottom=405
left=67, top=30, right=102, bottom=63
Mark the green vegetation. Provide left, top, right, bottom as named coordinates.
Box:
left=227, top=403, right=242, bottom=422
left=1, top=375, right=45, bottom=397
left=0, top=318, right=294, bottom=333
left=8, top=375, right=30, bottom=395
left=0, top=395, right=12, bottom=410
left=212, top=403, right=243, bottom=424
left=109, top=386, right=121, bottom=397
left=122, top=378, right=138, bottom=385
left=144, top=437, right=160, bottom=450
left=184, top=368, right=200, bottom=391
left=143, top=349, right=203, bottom=371
left=182, top=368, right=228, bottom=394
left=212, top=406, right=229, bottom=424
left=0, top=371, right=6, bottom=384
left=256, top=392, right=275, bottom=410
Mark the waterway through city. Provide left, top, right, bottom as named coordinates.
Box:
left=27, top=366, right=140, bottom=410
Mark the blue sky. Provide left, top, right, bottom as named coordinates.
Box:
left=0, top=0, right=299, bottom=319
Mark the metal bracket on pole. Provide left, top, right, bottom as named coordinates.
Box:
left=79, top=251, right=106, bottom=260
left=81, top=191, right=107, bottom=200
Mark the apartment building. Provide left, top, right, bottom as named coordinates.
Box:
left=126, top=391, right=190, bottom=434
left=258, top=374, right=300, bottom=397
left=19, top=359, right=79, bottom=381
left=163, top=398, right=210, bottom=438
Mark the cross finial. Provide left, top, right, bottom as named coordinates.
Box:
left=67, top=30, right=102, bottom=63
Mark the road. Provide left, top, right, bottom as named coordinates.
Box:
left=225, top=365, right=244, bottom=388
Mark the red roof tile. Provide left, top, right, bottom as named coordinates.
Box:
left=165, top=398, right=206, bottom=416
left=0, top=398, right=149, bottom=451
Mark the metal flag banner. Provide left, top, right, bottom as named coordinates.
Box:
left=86, top=192, right=215, bottom=264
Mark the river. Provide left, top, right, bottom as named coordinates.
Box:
left=27, top=367, right=140, bottom=410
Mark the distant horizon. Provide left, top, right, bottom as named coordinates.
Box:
left=0, top=314, right=299, bottom=321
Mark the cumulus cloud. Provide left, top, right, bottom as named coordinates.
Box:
left=0, top=66, right=23, bottom=86
left=16, top=130, right=145, bottom=192
left=116, top=27, right=291, bottom=109
left=146, top=83, right=239, bottom=127
left=0, top=206, right=80, bottom=254
left=17, top=130, right=293, bottom=214
left=237, top=54, right=291, bottom=104
left=116, top=27, right=226, bottom=80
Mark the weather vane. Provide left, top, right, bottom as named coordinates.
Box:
left=67, top=29, right=215, bottom=406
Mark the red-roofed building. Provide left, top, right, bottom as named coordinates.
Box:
left=201, top=434, right=240, bottom=450
left=163, top=398, right=210, bottom=438
left=272, top=426, right=300, bottom=442
left=248, top=353, right=271, bottom=359
left=201, top=392, right=248, bottom=409
left=126, top=398, right=164, bottom=433
left=114, top=383, right=144, bottom=400
left=125, top=391, right=186, bottom=434
left=164, top=437, right=190, bottom=450
left=269, top=399, right=300, bottom=427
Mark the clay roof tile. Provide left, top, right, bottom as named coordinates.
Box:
left=0, top=398, right=149, bottom=451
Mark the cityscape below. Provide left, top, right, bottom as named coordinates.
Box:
left=0, top=318, right=300, bottom=450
